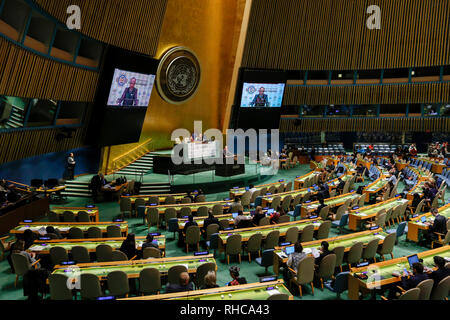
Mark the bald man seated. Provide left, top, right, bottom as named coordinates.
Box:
left=166, top=272, right=194, bottom=293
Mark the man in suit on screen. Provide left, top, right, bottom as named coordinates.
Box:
left=249, top=87, right=270, bottom=107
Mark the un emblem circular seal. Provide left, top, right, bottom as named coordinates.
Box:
left=156, top=47, right=201, bottom=104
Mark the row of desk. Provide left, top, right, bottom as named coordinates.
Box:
left=11, top=221, right=129, bottom=236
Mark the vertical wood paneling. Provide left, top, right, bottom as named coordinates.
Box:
left=33, top=0, right=168, bottom=57
left=243, top=0, right=450, bottom=70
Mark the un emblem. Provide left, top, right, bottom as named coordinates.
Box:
left=156, top=47, right=201, bottom=104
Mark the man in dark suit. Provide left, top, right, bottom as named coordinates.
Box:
left=428, top=256, right=450, bottom=288
left=314, top=197, right=326, bottom=217
left=166, top=272, right=194, bottom=293
left=425, top=208, right=447, bottom=243
left=388, top=262, right=429, bottom=299
left=319, top=183, right=330, bottom=199
left=203, top=211, right=219, bottom=232
left=336, top=178, right=345, bottom=194
left=252, top=206, right=266, bottom=226
left=90, top=173, right=107, bottom=203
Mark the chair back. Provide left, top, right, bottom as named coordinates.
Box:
left=259, top=187, right=268, bottom=196
left=164, top=195, right=176, bottom=205
left=334, top=205, right=346, bottom=221
left=329, top=189, right=337, bottom=198
left=167, top=265, right=188, bottom=285
left=241, top=191, right=252, bottom=207
left=285, top=181, right=293, bottom=192
left=317, top=220, right=331, bottom=239
left=375, top=212, right=387, bottom=229
left=206, top=223, right=220, bottom=241
left=134, top=198, right=146, bottom=210
left=278, top=215, right=290, bottom=223
left=63, top=211, right=75, bottom=222
left=247, top=233, right=263, bottom=252
left=347, top=242, right=364, bottom=265
left=300, top=224, right=315, bottom=242
left=168, top=218, right=179, bottom=233
left=87, top=227, right=102, bottom=239
left=318, top=205, right=330, bottom=221
left=50, top=246, right=68, bottom=265
left=106, top=225, right=121, bottom=238
left=264, top=230, right=280, bottom=249
left=226, top=234, right=242, bottom=255
left=195, top=195, right=206, bottom=203
left=208, top=233, right=219, bottom=250
left=259, top=217, right=270, bottom=226
left=332, top=246, right=345, bottom=270
left=186, top=225, right=201, bottom=245
left=399, top=288, right=421, bottom=300
left=77, top=211, right=90, bottom=222
left=250, top=190, right=260, bottom=204
left=194, top=262, right=216, bottom=288
left=302, top=193, right=311, bottom=203
left=317, top=253, right=336, bottom=280
left=148, top=196, right=160, bottom=205
left=72, top=246, right=90, bottom=263
left=120, top=198, right=132, bottom=212
left=260, top=249, right=275, bottom=267
left=362, top=239, right=379, bottom=261
left=142, top=247, right=161, bottom=259
left=80, top=273, right=102, bottom=300
left=396, top=222, right=407, bottom=238
left=285, top=227, right=298, bottom=244
left=378, top=232, right=396, bottom=255
left=267, top=293, right=289, bottom=300
left=212, top=204, right=223, bottom=215
left=96, top=244, right=113, bottom=262
left=417, top=279, right=434, bottom=300
left=331, top=271, right=350, bottom=295
left=180, top=207, right=192, bottom=218
left=281, top=195, right=292, bottom=212
left=276, top=184, right=285, bottom=194
left=49, top=274, right=73, bottom=300
left=11, top=253, right=31, bottom=276
left=48, top=211, right=59, bottom=222
left=107, top=270, right=130, bottom=296
left=415, top=199, right=425, bottom=215
left=443, top=230, right=450, bottom=245
left=268, top=185, right=277, bottom=194
left=147, top=207, right=159, bottom=226
left=164, top=208, right=177, bottom=225
left=181, top=197, right=192, bottom=204
left=358, top=195, right=366, bottom=207
left=111, top=250, right=128, bottom=261
left=139, top=268, right=161, bottom=295
left=270, top=196, right=281, bottom=209
left=292, top=194, right=303, bottom=207
left=295, top=256, right=315, bottom=285
left=430, top=275, right=450, bottom=300
left=68, top=227, right=84, bottom=239
left=197, top=206, right=208, bottom=217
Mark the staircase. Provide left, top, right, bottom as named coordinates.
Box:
left=115, top=153, right=154, bottom=176
left=61, top=180, right=91, bottom=198
left=4, top=106, right=25, bottom=128
left=60, top=180, right=171, bottom=198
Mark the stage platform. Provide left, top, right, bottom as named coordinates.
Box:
left=72, top=151, right=294, bottom=193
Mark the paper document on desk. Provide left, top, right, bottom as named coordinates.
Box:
left=375, top=235, right=386, bottom=240
left=303, top=248, right=312, bottom=255
left=266, top=289, right=281, bottom=296
left=311, top=248, right=320, bottom=258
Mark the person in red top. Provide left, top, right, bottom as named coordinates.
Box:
left=409, top=143, right=418, bottom=157
left=227, top=266, right=247, bottom=286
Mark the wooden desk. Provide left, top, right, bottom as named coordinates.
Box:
left=10, top=221, right=128, bottom=236
left=50, top=206, right=99, bottom=222
left=294, top=171, right=320, bottom=190
left=52, top=254, right=216, bottom=280
left=121, top=193, right=188, bottom=205
left=348, top=197, right=409, bottom=231
left=407, top=203, right=450, bottom=242
left=301, top=192, right=358, bottom=218
left=119, top=280, right=292, bottom=300
left=348, top=246, right=449, bottom=300
left=28, top=235, right=166, bottom=256
left=363, top=176, right=389, bottom=202
left=432, top=163, right=446, bottom=174
left=272, top=228, right=387, bottom=275
left=229, top=180, right=286, bottom=198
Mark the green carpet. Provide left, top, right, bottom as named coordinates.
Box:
left=0, top=164, right=443, bottom=300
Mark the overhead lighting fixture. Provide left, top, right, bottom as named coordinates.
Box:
left=411, top=70, right=415, bottom=76
left=338, top=74, right=342, bottom=78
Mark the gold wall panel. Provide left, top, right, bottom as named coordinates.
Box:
left=0, top=37, right=98, bottom=101
left=34, top=0, right=168, bottom=57
left=104, top=0, right=247, bottom=165
left=242, top=0, right=450, bottom=70
left=284, top=82, right=450, bottom=106
left=280, top=118, right=450, bottom=133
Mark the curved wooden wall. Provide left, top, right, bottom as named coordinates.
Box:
left=33, top=0, right=168, bottom=57
left=284, top=82, right=450, bottom=106
left=280, top=118, right=450, bottom=133
left=242, top=0, right=450, bottom=70
left=0, top=37, right=99, bottom=101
